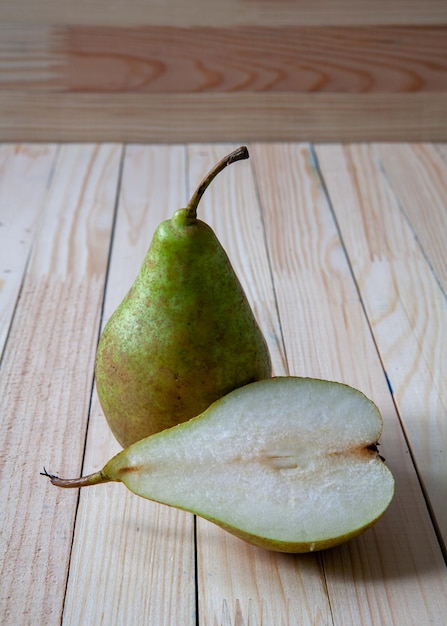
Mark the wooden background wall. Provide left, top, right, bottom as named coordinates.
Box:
left=1, top=0, right=447, bottom=142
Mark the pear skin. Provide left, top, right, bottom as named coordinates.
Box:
left=95, top=147, right=271, bottom=447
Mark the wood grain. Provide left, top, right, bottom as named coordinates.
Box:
left=1, top=141, right=446, bottom=625
left=251, top=143, right=447, bottom=624
left=198, top=524, right=331, bottom=625
left=0, top=144, right=57, bottom=356
left=2, top=24, right=446, bottom=94
left=2, top=0, right=447, bottom=27
left=315, top=143, right=447, bottom=555
left=62, top=145, right=197, bottom=625
left=375, top=143, right=447, bottom=294
left=0, top=144, right=122, bottom=626
left=1, top=0, right=447, bottom=141
left=1, top=91, right=447, bottom=142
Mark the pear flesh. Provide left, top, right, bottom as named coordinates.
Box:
left=46, top=377, right=395, bottom=553
left=95, top=147, right=271, bottom=448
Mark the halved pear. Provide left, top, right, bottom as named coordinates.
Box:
left=44, top=377, right=394, bottom=552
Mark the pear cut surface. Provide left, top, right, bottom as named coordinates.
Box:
left=105, top=377, right=394, bottom=552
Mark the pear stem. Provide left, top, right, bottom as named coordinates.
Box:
left=186, top=146, right=249, bottom=218
left=41, top=467, right=111, bottom=488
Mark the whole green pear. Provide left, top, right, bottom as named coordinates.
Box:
left=95, top=147, right=272, bottom=447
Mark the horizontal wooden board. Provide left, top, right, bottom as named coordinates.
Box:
left=1, top=91, right=446, bottom=142
left=2, top=0, right=447, bottom=27
left=2, top=0, right=447, bottom=140
left=1, top=24, right=446, bottom=94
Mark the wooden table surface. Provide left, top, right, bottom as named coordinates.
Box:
left=1, top=142, right=446, bottom=625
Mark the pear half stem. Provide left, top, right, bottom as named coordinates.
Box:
left=186, top=146, right=249, bottom=218
left=41, top=467, right=111, bottom=488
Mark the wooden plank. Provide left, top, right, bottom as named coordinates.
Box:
left=436, top=143, right=447, bottom=162
left=0, top=144, right=122, bottom=626
left=315, top=143, right=447, bottom=555
left=251, top=143, right=447, bottom=625
left=188, top=144, right=331, bottom=625
left=198, top=530, right=331, bottom=625
left=2, top=24, right=446, bottom=94
left=1, top=1, right=446, bottom=143
left=375, top=143, right=447, bottom=293
left=2, top=0, right=447, bottom=27
left=0, top=143, right=57, bottom=356
left=62, top=145, right=197, bottom=625
left=1, top=92, right=447, bottom=142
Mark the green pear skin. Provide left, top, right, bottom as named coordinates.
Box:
left=95, top=148, right=271, bottom=447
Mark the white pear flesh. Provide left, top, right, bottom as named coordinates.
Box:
left=102, top=377, right=394, bottom=552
